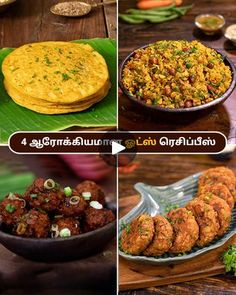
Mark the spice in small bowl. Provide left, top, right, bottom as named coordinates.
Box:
left=195, top=14, right=225, bottom=35
left=0, top=0, right=17, bottom=13
left=51, top=1, right=91, bottom=17
left=225, top=24, right=236, bottom=46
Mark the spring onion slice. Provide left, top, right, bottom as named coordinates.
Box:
left=44, top=179, right=55, bottom=190
left=64, top=186, right=72, bottom=197
left=59, top=228, right=71, bottom=238
left=90, top=201, right=103, bottom=210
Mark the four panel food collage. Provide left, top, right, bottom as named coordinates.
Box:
left=0, top=0, right=235, bottom=294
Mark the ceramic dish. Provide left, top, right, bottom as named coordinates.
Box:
left=119, top=46, right=236, bottom=113
left=0, top=206, right=116, bottom=262
left=225, top=24, right=236, bottom=46
left=119, top=173, right=236, bottom=265
left=195, top=14, right=225, bottom=35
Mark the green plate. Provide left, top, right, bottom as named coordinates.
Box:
left=0, top=38, right=117, bottom=144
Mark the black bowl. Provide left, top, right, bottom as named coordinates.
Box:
left=0, top=220, right=116, bottom=262
left=119, top=44, right=236, bottom=113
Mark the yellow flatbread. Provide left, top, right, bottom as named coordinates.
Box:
left=4, top=79, right=111, bottom=109
left=2, top=41, right=110, bottom=104
left=5, top=79, right=111, bottom=114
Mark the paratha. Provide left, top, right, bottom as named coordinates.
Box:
left=2, top=42, right=110, bottom=112
left=5, top=79, right=111, bottom=114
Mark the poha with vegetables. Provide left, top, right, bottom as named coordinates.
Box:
left=122, top=40, right=232, bottom=109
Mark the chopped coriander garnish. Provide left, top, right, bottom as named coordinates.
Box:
left=70, top=69, right=79, bottom=75
left=126, top=224, right=131, bottom=234
left=56, top=48, right=63, bottom=54
left=30, top=194, right=38, bottom=199
left=165, top=204, right=180, bottom=214
left=5, top=204, right=16, bottom=213
left=120, top=220, right=128, bottom=231
left=186, top=62, right=192, bottom=69
left=62, top=73, right=71, bottom=81
left=176, top=66, right=182, bottom=73
left=45, top=56, right=52, bottom=66
left=222, top=245, right=236, bottom=276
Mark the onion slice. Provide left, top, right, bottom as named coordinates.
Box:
left=44, top=179, right=55, bottom=190
left=69, top=196, right=80, bottom=205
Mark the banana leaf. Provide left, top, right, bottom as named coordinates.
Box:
left=0, top=172, right=35, bottom=201
left=0, top=38, right=117, bottom=144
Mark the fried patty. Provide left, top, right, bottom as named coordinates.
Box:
left=120, top=214, right=154, bottom=255
left=205, top=167, right=235, bottom=180
left=76, top=181, right=106, bottom=206
left=24, top=178, right=63, bottom=212
left=14, top=209, right=50, bottom=238
left=199, top=169, right=236, bottom=200
left=143, top=215, right=173, bottom=257
left=58, top=191, right=88, bottom=217
left=198, top=183, right=234, bottom=210
left=84, top=207, right=115, bottom=231
left=0, top=195, right=26, bottom=226
left=167, top=208, right=199, bottom=253
left=186, top=199, right=219, bottom=247
left=52, top=217, right=80, bottom=236
left=198, top=194, right=231, bottom=237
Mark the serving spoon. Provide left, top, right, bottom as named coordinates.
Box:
left=51, top=1, right=116, bottom=17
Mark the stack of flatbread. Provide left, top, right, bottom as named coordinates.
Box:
left=2, top=41, right=110, bottom=114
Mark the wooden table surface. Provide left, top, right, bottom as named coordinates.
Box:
left=0, top=0, right=117, bottom=132
left=0, top=0, right=116, bottom=47
left=119, top=154, right=236, bottom=294
left=0, top=147, right=117, bottom=295
left=119, top=0, right=236, bottom=144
